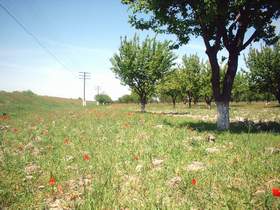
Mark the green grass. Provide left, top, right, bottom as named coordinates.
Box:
left=0, top=91, right=280, bottom=209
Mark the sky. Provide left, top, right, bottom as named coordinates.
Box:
left=0, top=0, right=278, bottom=100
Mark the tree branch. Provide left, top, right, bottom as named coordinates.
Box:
left=239, top=30, right=258, bottom=51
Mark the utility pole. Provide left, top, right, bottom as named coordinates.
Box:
left=79, top=72, right=91, bottom=106
left=95, top=85, right=101, bottom=106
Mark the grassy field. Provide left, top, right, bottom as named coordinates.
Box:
left=0, top=91, right=280, bottom=209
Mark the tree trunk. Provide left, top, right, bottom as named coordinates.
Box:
left=187, top=91, right=192, bottom=108
left=140, top=102, right=146, bottom=112
left=216, top=101, right=230, bottom=130
left=275, top=88, right=280, bottom=104
left=172, top=97, right=176, bottom=109
left=140, top=97, right=146, bottom=112
left=188, top=98, right=192, bottom=108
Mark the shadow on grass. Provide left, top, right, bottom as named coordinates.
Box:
left=162, top=119, right=280, bottom=134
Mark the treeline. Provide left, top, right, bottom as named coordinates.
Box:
left=117, top=41, right=279, bottom=108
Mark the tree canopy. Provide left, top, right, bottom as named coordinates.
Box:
left=110, top=35, right=176, bottom=112
left=246, top=41, right=280, bottom=104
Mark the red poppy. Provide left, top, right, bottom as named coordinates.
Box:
left=64, top=138, right=70, bottom=145
left=191, top=178, right=197, bottom=185
left=123, top=123, right=130, bottom=128
left=128, top=112, right=133, bottom=116
left=83, top=154, right=90, bottom=161
left=49, top=176, right=56, bottom=186
left=57, top=184, right=63, bottom=194
left=42, top=130, right=48, bottom=135
left=133, top=155, right=139, bottom=161
left=272, top=187, right=280, bottom=197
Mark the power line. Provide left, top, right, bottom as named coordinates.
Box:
left=0, top=1, right=71, bottom=73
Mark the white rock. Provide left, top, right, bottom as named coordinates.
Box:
left=186, top=161, right=206, bottom=171
left=167, top=176, right=182, bottom=188
left=206, top=147, right=220, bottom=154
left=152, top=159, right=164, bottom=167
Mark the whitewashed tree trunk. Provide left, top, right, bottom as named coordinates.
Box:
left=140, top=102, right=146, bottom=112
left=216, top=101, right=229, bottom=130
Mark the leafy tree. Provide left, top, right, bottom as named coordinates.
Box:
left=157, top=70, right=182, bottom=108
left=180, top=54, right=201, bottom=108
left=122, top=0, right=280, bottom=130
left=110, top=35, right=176, bottom=112
left=231, top=70, right=249, bottom=102
left=95, top=94, right=113, bottom=104
left=199, top=63, right=213, bottom=109
left=245, top=42, right=280, bottom=104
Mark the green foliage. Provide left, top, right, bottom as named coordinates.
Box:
left=123, top=0, right=280, bottom=48
left=95, top=94, right=113, bottom=104
left=156, top=70, right=182, bottom=107
left=122, top=0, right=280, bottom=102
left=179, top=54, right=202, bottom=106
left=199, top=62, right=213, bottom=106
left=110, top=34, right=176, bottom=111
left=118, top=93, right=139, bottom=103
left=231, top=71, right=250, bottom=102
left=246, top=42, right=280, bottom=103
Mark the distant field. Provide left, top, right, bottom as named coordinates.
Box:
left=0, top=91, right=280, bottom=209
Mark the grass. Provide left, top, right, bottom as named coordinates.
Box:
left=0, top=91, right=280, bottom=209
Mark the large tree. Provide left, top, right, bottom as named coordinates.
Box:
left=110, top=35, right=176, bottom=112
left=245, top=41, right=280, bottom=104
left=122, top=0, right=280, bottom=130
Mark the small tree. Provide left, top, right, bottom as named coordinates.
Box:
left=200, top=63, right=213, bottom=109
left=231, top=71, right=249, bottom=102
left=180, top=54, right=202, bottom=108
left=157, top=70, right=182, bottom=108
left=246, top=42, right=280, bottom=104
left=122, top=0, right=280, bottom=130
left=95, top=94, right=113, bottom=104
left=110, top=35, right=176, bottom=112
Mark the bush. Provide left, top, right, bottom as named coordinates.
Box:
left=95, top=94, right=113, bottom=104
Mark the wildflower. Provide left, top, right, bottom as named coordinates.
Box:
left=12, top=128, right=18, bottom=133
left=57, top=184, right=63, bottom=194
left=133, top=155, right=139, bottom=161
left=272, top=187, right=280, bottom=197
left=42, top=129, right=48, bottom=135
left=64, top=138, right=70, bottom=145
left=49, top=176, right=56, bottom=186
left=123, top=123, right=130, bottom=128
left=191, top=178, right=197, bottom=185
left=83, top=154, right=90, bottom=161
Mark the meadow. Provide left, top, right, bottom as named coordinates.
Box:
left=0, top=91, right=280, bottom=209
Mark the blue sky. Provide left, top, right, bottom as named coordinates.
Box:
left=0, top=0, right=278, bottom=100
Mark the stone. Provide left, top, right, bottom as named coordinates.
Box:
left=136, top=164, right=143, bottom=172
left=265, top=147, right=280, bottom=154
left=206, top=147, right=220, bottom=154
left=155, top=124, right=163, bottom=128
left=186, top=161, right=206, bottom=172
left=206, top=134, right=216, bottom=142
left=152, top=159, right=164, bottom=167
left=254, top=189, right=266, bottom=196
left=25, top=163, right=40, bottom=175
left=167, top=176, right=182, bottom=188
left=65, top=155, right=75, bottom=162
